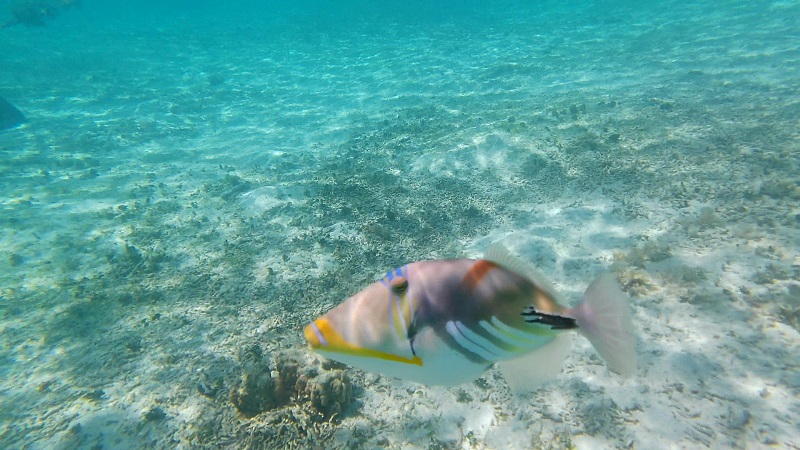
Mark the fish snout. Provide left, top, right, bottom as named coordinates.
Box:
left=304, top=320, right=328, bottom=349
left=304, top=323, right=320, bottom=349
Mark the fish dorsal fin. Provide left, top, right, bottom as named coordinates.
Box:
left=484, top=242, right=559, bottom=300
left=498, top=332, right=572, bottom=394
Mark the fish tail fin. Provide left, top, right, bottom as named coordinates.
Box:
left=565, top=273, right=637, bottom=377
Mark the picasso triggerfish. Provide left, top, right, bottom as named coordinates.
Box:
left=304, top=244, right=636, bottom=392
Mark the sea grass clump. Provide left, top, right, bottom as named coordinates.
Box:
left=613, top=241, right=672, bottom=269
left=616, top=268, right=656, bottom=297
left=230, top=370, right=278, bottom=418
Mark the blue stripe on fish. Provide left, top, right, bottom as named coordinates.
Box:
left=394, top=293, right=407, bottom=336
left=381, top=265, right=412, bottom=343
left=381, top=265, right=407, bottom=285
left=387, top=286, right=395, bottom=334
left=311, top=322, right=328, bottom=347
left=381, top=270, right=394, bottom=323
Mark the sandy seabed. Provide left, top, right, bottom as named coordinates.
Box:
left=1, top=2, right=799, bottom=449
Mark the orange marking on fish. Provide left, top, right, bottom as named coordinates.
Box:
left=462, top=260, right=498, bottom=291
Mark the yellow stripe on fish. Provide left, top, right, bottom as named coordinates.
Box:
left=305, top=317, right=423, bottom=366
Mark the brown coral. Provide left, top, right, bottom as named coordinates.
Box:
left=229, top=352, right=354, bottom=422
left=304, top=371, right=352, bottom=421
left=230, top=370, right=278, bottom=419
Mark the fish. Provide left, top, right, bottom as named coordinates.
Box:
left=0, top=97, right=25, bottom=131
left=304, top=243, right=636, bottom=392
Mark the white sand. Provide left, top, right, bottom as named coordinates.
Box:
left=1, top=2, right=799, bottom=449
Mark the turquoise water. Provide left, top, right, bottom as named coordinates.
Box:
left=1, top=1, right=799, bottom=448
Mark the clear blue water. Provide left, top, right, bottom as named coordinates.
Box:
left=1, top=1, right=798, bottom=448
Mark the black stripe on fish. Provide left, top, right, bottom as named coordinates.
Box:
left=521, top=307, right=577, bottom=330
left=408, top=320, right=418, bottom=356
left=440, top=321, right=494, bottom=365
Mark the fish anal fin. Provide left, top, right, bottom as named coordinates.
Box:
left=498, top=333, right=572, bottom=394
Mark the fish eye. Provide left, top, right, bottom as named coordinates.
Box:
left=389, top=278, right=408, bottom=294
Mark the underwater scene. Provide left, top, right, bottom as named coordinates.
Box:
left=1, top=0, right=799, bottom=448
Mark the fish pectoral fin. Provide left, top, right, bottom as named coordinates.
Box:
left=498, top=333, right=572, bottom=394
left=521, top=307, right=577, bottom=330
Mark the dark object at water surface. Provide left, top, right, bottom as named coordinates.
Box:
left=1, top=0, right=82, bottom=30
left=0, top=97, right=25, bottom=130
